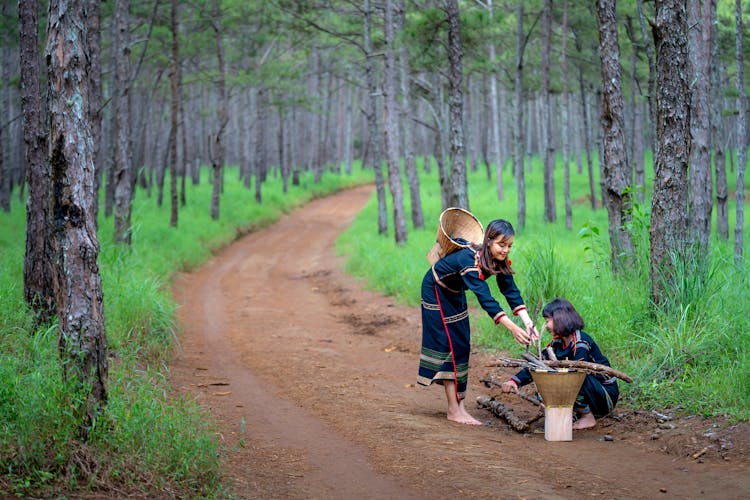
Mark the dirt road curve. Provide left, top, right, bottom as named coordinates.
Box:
left=170, top=186, right=749, bottom=499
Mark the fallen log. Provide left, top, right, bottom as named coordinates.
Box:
left=480, top=376, right=542, bottom=406
left=476, top=395, right=532, bottom=432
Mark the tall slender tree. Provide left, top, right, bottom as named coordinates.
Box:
left=444, top=0, right=468, bottom=209
left=650, top=0, right=690, bottom=303
left=113, top=0, right=134, bottom=244
left=541, top=0, right=556, bottom=223
left=514, top=1, right=527, bottom=229
left=710, top=0, right=728, bottom=240
left=20, top=0, right=55, bottom=322
left=85, top=0, right=102, bottom=225
left=364, top=0, right=388, bottom=235
left=687, top=0, right=713, bottom=251
left=46, top=0, right=108, bottom=438
left=210, top=0, right=228, bottom=220
left=561, top=0, right=572, bottom=230
left=597, top=0, right=634, bottom=273
left=733, top=0, right=746, bottom=261
left=383, top=0, right=408, bottom=244
left=168, top=0, right=180, bottom=227
left=397, top=0, right=424, bottom=229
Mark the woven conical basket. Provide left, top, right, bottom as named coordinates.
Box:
left=530, top=369, right=586, bottom=408
left=426, top=208, right=484, bottom=265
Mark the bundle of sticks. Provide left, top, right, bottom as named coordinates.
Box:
left=486, top=352, right=633, bottom=383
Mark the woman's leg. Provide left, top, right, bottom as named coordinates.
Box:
left=444, top=381, right=483, bottom=425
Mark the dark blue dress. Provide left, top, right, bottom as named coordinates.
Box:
left=417, top=246, right=527, bottom=399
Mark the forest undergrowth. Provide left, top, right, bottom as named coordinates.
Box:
left=0, top=166, right=372, bottom=498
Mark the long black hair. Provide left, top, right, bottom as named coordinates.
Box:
left=471, top=219, right=515, bottom=276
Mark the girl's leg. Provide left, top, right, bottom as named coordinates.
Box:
left=444, top=381, right=483, bottom=425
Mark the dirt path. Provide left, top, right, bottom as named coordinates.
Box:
left=170, top=186, right=750, bottom=499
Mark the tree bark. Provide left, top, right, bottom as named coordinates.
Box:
left=84, top=0, right=102, bottom=226
left=733, top=0, right=747, bottom=261
left=637, top=0, right=658, bottom=155
left=46, top=0, right=108, bottom=438
left=484, top=0, right=504, bottom=201
left=363, top=0, right=388, bottom=235
left=650, top=0, right=690, bottom=304
left=597, top=0, right=634, bottom=273
left=541, top=0, right=556, bottom=223
left=20, top=0, right=55, bottom=322
left=444, top=0, right=468, bottom=209
left=113, top=0, right=133, bottom=244
left=168, top=0, right=179, bottom=227
left=514, top=1, right=527, bottom=229
left=383, top=0, right=407, bottom=244
left=710, top=0, right=728, bottom=240
left=561, top=0, right=572, bottom=230
left=255, top=87, right=266, bottom=204
left=210, top=0, right=228, bottom=220
left=397, top=0, right=423, bottom=230
left=687, top=0, right=713, bottom=251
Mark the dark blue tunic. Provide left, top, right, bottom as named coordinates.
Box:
left=511, top=330, right=619, bottom=417
left=418, top=247, right=527, bottom=399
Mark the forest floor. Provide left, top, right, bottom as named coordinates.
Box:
left=170, top=185, right=750, bottom=499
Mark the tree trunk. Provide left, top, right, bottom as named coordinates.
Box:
left=210, top=0, right=228, bottom=220
left=168, top=0, right=179, bottom=227
left=487, top=0, right=504, bottom=201
left=363, top=0, right=387, bottom=235
left=383, top=0, right=407, bottom=244
left=710, top=0, right=728, bottom=240
left=650, top=0, right=690, bottom=304
left=444, top=0, right=468, bottom=209
left=20, top=0, right=55, bottom=322
left=46, top=0, right=108, bottom=438
left=733, top=0, right=747, bottom=261
left=514, top=1, right=527, bottom=229
left=255, top=87, right=266, bottom=204
left=541, top=0, right=556, bottom=223
left=561, top=0, right=572, bottom=230
left=398, top=0, right=423, bottom=229
left=85, top=0, right=102, bottom=226
left=0, top=2, right=10, bottom=214
left=687, top=0, right=713, bottom=251
left=597, top=0, right=634, bottom=273
left=113, top=0, right=133, bottom=244
left=575, top=33, right=597, bottom=210
left=637, top=0, right=658, bottom=155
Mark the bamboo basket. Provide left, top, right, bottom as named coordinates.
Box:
left=426, top=208, right=484, bottom=265
left=530, top=369, right=586, bottom=441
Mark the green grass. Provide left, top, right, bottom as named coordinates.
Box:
left=0, top=164, right=372, bottom=497
left=338, top=154, right=750, bottom=421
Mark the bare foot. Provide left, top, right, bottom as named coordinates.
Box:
left=447, top=410, right=484, bottom=425
left=572, top=412, right=596, bottom=430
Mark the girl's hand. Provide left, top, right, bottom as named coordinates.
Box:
left=525, top=323, right=539, bottom=342
left=501, top=380, right=518, bottom=394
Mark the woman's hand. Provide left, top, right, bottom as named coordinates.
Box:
left=509, top=324, right=531, bottom=345
left=501, top=380, right=518, bottom=394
